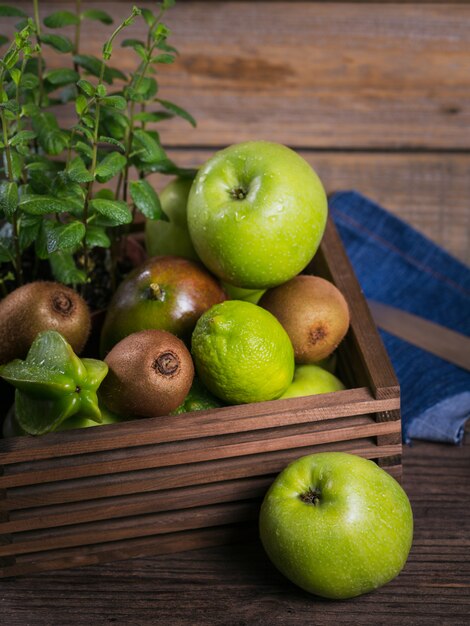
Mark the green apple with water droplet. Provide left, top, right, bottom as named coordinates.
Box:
left=187, top=141, right=328, bottom=289
left=259, top=452, right=413, bottom=599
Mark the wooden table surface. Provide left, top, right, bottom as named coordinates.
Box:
left=2, top=1, right=469, bottom=623
left=2, top=439, right=469, bottom=625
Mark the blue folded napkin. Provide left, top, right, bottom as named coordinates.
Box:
left=329, top=191, right=470, bottom=445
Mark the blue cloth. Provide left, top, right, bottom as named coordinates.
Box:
left=329, top=191, right=470, bottom=445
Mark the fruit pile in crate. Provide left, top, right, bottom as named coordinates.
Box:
left=0, top=2, right=410, bottom=595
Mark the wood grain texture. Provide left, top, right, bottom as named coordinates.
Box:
left=1, top=441, right=468, bottom=624
left=8, top=2, right=470, bottom=150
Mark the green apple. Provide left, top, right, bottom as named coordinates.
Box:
left=187, top=141, right=328, bottom=289
left=279, top=364, right=344, bottom=399
left=145, top=177, right=199, bottom=261
left=260, top=452, right=413, bottom=599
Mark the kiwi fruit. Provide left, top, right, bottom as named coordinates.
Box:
left=99, top=329, right=194, bottom=418
left=259, top=275, right=350, bottom=363
left=0, top=281, right=91, bottom=365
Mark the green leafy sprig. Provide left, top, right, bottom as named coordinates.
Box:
left=0, top=1, right=196, bottom=305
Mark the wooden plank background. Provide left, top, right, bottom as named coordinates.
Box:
left=8, top=1, right=470, bottom=264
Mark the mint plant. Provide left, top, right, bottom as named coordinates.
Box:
left=0, top=1, right=196, bottom=305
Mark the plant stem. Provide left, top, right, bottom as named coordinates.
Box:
left=14, top=58, right=27, bottom=133
left=80, top=7, right=140, bottom=287
left=66, top=97, right=95, bottom=166
left=121, top=54, right=154, bottom=203
left=33, top=0, right=45, bottom=107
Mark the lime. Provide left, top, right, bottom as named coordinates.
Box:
left=191, top=300, right=295, bottom=404
left=171, top=378, right=223, bottom=415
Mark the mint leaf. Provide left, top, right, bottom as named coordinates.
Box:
left=102, top=95, right=126, bottom=110
left=44, top=68, right=79, bottom=87
left=85, top=225, right=111, bottom=248
left=81, top=9, right=113, bottom=25
left=19, top=195, right=71, bottom=215
left=46, top=221, right=86, bottom=254
left=129, top=179, right=166, bottom=221
left=0, top=181, right=18, bottom=217
left=49, top=251, right=86, bottom=285
left=0, top=5, right=27, bottom=17
left=132, top=129, right=167, bottom=163
left=40, top=33, right=74, bottom=54
left=43, top=11, right=79, bottom=28
left=67, top=156, right=94, bottom=183
left=9, top=130, right=36, bottom=147
left=89, top=198, right=132, bottom=225
left=77, top=79, right=95, bottom=97
left=155, top=98, right=196, bottom=127
left=32, top=112, right=68, bottom=155
left=98, top=136, right=125, bottom=152
left=95, top=152, right=126, bottom=183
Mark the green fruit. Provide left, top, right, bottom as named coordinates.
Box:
left=280, top=364, right=344, bottom=399
left=0, top=331, right=108, bottom=435
left=260, top=452, right=413, bottom=599
left=191, top=300, right=295, bottom=404
left=171, top=378, right=223, bottom=415
left=145, top=177, right=199, bottom=261
left=100, top=256, right=226, bottom=355
left=187, top=141, right=328, bottom=289
left=222, top=282, right=266, bottom=305
left=2, top=403, right=126, bottom=438
left=0, top=281, right=91, bottom=365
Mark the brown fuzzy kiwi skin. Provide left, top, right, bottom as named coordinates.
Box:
left=99, top=329, right=195, bottom=418
left=258, top=275, right=350, bottom=363
left=0, top=281, right=91, bottom=365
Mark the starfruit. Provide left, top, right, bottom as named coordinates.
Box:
left=0, top=330, right=108, bottom=435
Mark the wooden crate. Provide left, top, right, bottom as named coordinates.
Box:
left=0, top=218, right=401, bottom=578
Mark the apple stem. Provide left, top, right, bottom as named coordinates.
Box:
left=230, top=187, right=248, bottom=200
left=149, top=283, right=164, bottom=301
left=299, top=489, right=321, bottom=506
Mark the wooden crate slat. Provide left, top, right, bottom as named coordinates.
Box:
left=0, top=384, right=398, bottom=465
left=0, top=501, right=260, bottom=558
left=0, top=414, right=381, bottom=476
left=0, top=418, right=400, bottom=490
left=313, top=218, right=400, bottom=401
left=1, top=475, right=273, bottom=534
left=5, top=438, right=402, bottom=512
left=0, top=523, right=257, bottom=578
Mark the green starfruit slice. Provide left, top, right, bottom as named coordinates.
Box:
left=0, top=330, right=108, bottom=435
